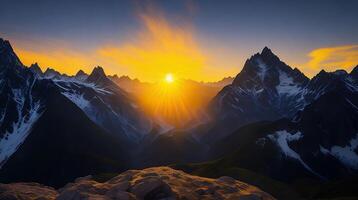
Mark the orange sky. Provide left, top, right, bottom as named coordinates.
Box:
left=11, top=13, right=358, bottom=82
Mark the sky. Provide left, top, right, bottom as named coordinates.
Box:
left=0, top=0, right=358, bottom=82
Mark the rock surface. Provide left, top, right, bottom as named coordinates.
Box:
left=0, top=167, right=275, bottom=200
left=0, top=182, right=58, bottom=200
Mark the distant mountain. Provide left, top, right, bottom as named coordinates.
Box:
left=108, top=74, right=145, bottom=94
left=1, top=36, right=358, bottom=197
left=202, top=47, right=357, bottom=141
left=43, top=67, right=62, bottom=79
left=165, top=50, right=358, bottom=198
left=54, top=66, right=153, bottom=141
left=351, top=65, right=358, bottom=79
left=0, top=83, right=129, bottom=187
left=0, top=38, right=155, bottom=186
left=0, top=38, right=22, bottom=67
left=109, top=75, right=227, bottom=128
left=74, top=69, right=88, bottom=81
left=28, top=63, right=42, bottom=76
left=204, top=76, right=234, bottom=87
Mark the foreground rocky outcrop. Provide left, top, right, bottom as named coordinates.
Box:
left=0, top=167, right=275, bottom=200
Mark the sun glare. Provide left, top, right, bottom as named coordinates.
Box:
left=165, top=73, right=174, bottom=83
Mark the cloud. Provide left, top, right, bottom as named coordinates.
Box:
left=97, top=11, right=207, bottom=82
left=305, top=45, right=358, bottom=75
left=10, top=5, right=238, bottom=82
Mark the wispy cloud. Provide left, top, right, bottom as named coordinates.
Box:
left=97, top=10, right=206, bottom=82
left=11, top=4, right=238, bottom=82
left=305, top=45, right=358, bottom=76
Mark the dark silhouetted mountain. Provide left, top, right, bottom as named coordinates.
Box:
left=53, top=67, right=153, bottom=141
left=203, top=47, right=309, bottom=140
left=0, top=38, right=153, bottom=186
left=209, top=84, right=358, bottom=177
left=351, top=65, right=358, bottom=80
left=43, top=68, right=62, bottom=79
left=108, top=74, right=120, bottom=82
left=74, top=69, right=88, bottom=81
left=1, top=37, right=358, bottom=197
left=204, top=48, right=358, bottom=141
left=0, top=38, right=22, bottom=67
left=86, top=66, right=113, bottom=87
left=0, top=83, right=129, bottom=187
left=204, top=76, right=234, bottom=88
left=28, top=63, right=43, bottom=76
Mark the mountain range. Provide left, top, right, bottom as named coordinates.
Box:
left=0, top=38, right=358, bottom=199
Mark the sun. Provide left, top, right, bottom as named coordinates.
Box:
left=165, top=73, right=174, bottom=83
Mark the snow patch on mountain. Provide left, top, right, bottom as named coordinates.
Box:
left=268, top=130, right=322, bottom=177
left=276, top=70, right=302, bottom=96
left=62, top=92, right=90, bottom=110
left=256, top=58, right=267, bottom=81
left=54, top=80, right=112, bottom=95
left=344, top=78, right=358, bottom=92
left=320, top=134, right=358, bottom=169
left=0, top=102, right=42, bottom=168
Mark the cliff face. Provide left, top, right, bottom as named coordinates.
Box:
left=0, top=167, right=275, bottom=200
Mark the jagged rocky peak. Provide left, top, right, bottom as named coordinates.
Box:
left=108, top=74, right=119, bottom=78
left=89, top=66, right=106, bottom=78
left=311, top=69, right=349, bottom=84
left=29, top=62, right=43, bottom=75
left=108, top=74, right=120, bottom=82
left=233, top=46, right=309, bottom=87
left=350, top=65, right=358, bottom=79
left=75, top=69, right=87, bottom=76
left=260, top=46, right=279, bottom=62
left=74, top=69, right=88, bottom=80
left=119, top=75, right=132, bottom=81
left=43, top=67, right=61, bottom=79
left=86, top=66, right=112, bottom=85
left=0, top=38, right=23, bottom=67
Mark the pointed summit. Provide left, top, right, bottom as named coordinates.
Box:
left=29, top=63, right=43, bottom=75
left=259, top=46, right=281, bottom=64
left=261, top=46, right=273, bottom=55
left=44, top=68, right=61, bottom=79
left=75, top=69, right=87, bottom=76
left=74, top=69, right=88, bottom=81
left=88, top=66, right=106, bottom=78
left=0, top=38, right=23, bottom=67
left=350, top=65, right=358, bottom=79
left=86, top=66, right=112, bottom=86
left=233, top=46, right=308, bottom=87
left=108, top=74, right=121, bottom=83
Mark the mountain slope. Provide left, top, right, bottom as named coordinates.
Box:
left=204, top=47, right=358, bottom=142
left=0, top=84, right=129, bottom=187
left=204, top=47, right=309, bottom=141
left=0, top=38, right=152, bottom=186
left=54, top=67, right=153, bottom=141
left=205, top=75, right=358, bottom=182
